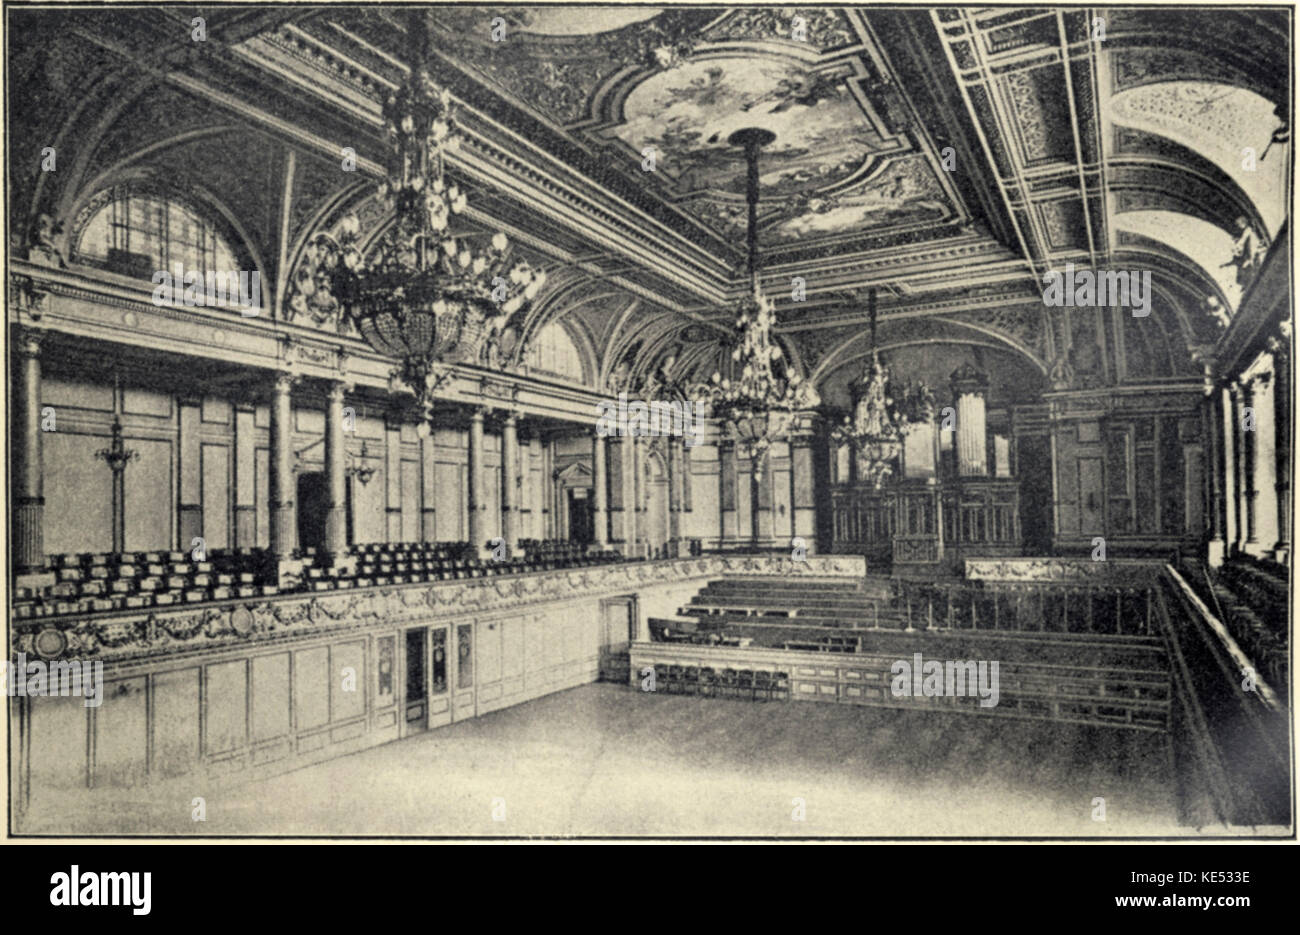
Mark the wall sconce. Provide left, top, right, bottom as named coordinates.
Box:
left=348, top=441, right=378, bottom=486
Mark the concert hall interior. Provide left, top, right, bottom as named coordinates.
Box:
left=6, top=5, right=1291, bottom=837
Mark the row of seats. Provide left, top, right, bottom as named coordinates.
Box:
left=14, top=539, right=624, bottom=617
left=652, top=664, right=790, bottom=701
left=13, top=548, right=280, bottom=619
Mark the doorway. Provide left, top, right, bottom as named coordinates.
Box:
left=567, top=487, right=593, bottom=544
left=405, top=627, right=427, bottom=732
left=296, top=472, right=354, bottom=552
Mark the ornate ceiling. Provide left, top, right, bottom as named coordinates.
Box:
left=8, top=5, right=1291, bottom=405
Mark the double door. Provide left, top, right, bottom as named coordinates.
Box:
left=404, top=623, right=476, bottom=733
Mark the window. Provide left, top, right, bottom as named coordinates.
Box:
left=525, top=321, right=585, bottom=383
left=75, top=187, right=241, bottom=279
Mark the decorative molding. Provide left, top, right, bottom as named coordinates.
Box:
left=12, top=556, right=865, bottom=666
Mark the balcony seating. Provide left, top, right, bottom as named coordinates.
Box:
left=13, top=548, right=279, bottom=619
left=15, top=538, right=627, bottom=618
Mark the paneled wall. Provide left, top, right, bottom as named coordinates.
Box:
left=15, top=567, right=720, bottom=818
left=1050, top=393, right=1205, bottom=553
left=34, top=373, right=643, bottom=555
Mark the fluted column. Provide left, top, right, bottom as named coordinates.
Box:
left=951, top=364, right=989, bottom=477
left=501, top=411, right=519, bottom=554
left=592, top=430, right=608, bottom=546
left=269, top=373, right=298, bottom=559
left=324, top=381, right=349, bottom=557
left=14, top=328, right=46, bottom=573
left=468, top=407, right=485, bottom=554
left=623, top=433, right=640, bottom=557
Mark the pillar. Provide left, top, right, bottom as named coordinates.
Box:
left=269, top=373, right=297, bottom=559
left=1229, top=384, right=1247, bottom=553
left=468, top=407, right=485, bottom=554
left=324, top=381, right=349, bottom=557
left=1248, top=371, right=1278, bottom=557
left=1268, top=336, right=1291, bottom=562
left=1218, top=387, right=1237, bottom=563
left=420, top=429, right=437, bottom=542
left=592, top=430, right=608, bottom=546
left=1205, top=387, right=1227, bottom=567
left=1240, top=378, right=1258, bottom=545
left=234, top=402, right=258, bottom=547
left=951, top=364, right=989, bottom=477
left=501, top=411, right=519, bottom=554
left=667, top=437, right=682, bottom=553
left=13, top=327, right=46, bottom=574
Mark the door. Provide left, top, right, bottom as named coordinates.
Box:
left=297, top=473, right=327, bottom=553
left=427, top=625, right=451, bottom=728
left=452, top=622, right=475, bottom=721
left=567, top=488, right=593, bottom=543
left=404, top=627, right=427, bottom=733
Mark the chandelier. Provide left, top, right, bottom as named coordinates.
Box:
left=834, top=288, right=935, bottom=488
left=707, top=128, right=819, bottom=481
left=298, top=11, right=547, bottom=419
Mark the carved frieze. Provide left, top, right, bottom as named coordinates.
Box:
left=12, top=555, right=866, bottom=666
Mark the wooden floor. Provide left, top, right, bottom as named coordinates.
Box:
left=21, top=683, right=1196, bottom=837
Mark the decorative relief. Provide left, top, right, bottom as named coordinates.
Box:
left=700, top=7, right=857, bottom=52
left=964, top=558, right=1162, bottom=586
left=12, top=556, right=865, bottom=665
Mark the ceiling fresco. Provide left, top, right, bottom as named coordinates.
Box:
left=7, top=5, right=1290, bottom=402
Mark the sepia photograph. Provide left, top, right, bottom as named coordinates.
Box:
left=3, top=1, right=1293, bottom=845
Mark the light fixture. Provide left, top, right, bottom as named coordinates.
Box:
left=347, top=441, right=378, bottom=487
left=707, top=128, right=819, bottom=482
left=297, top=11, right=547, bottom=421
left=834, top=288, right=934, bottom=488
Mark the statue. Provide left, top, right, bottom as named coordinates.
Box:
left=28, top=214, right=66, bottom=268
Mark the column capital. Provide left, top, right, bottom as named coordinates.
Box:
left=325, top=380, right=353, bottom=403
left=469, top=405, right=487, bottom=424
left=13, top=324, right=46, bottom=358
left=273, top=371, right=301, bottom=394
left=950, top=362, right=989, bottom=398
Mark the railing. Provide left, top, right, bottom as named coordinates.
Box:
left=895, top=580, right=1154, bottom=637
left=1157, top=566, right=1289, bottom=827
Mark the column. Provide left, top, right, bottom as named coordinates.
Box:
left=324, top=381, right=349, bottom=557
left=385, top=414, right=403, bottom=542
left=592, top=430, right=608, bottom=546
left=1205, top=388, right=1227, bottom=566
left=269, top=373, right=297, bottom=559
left=1218, top=387, right=1237, bottom=562
left=501, top=411, right=519, bottom=554
left=178, top=396, right=204, bottom=548
left=667, top=438, right=682, bottom=550
left=420, top=429, right=437, bottom=542
left=1240, top=378, right=1258, bottom=545
left=1228, top=384, right=1246, bottom=553
left=468, top=407, right=485, bottom=553
left=1249, top=371, right=1279, bottom=556
left=623, top=433, right=640, bottom=557
left=951, top=364, right=989, bottom=476
left=13, top=327, right=46, bottom=573
left=1268, top=336, right=1290, bottom=562
left=234, top=402, right=258, bottom=547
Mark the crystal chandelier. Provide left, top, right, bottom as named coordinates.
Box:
left=835, top=288, right=935, bottom=488
left=708, top=128, right=819, bottom=481
left=298, top=11, right=546, bottom=419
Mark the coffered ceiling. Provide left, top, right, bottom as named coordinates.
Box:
left=9, top=4, right=1290, bottom=399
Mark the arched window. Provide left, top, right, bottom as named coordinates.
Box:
left=526, top=321, right=585, bottom=383
left=74, top=187, right=242, bottom=280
